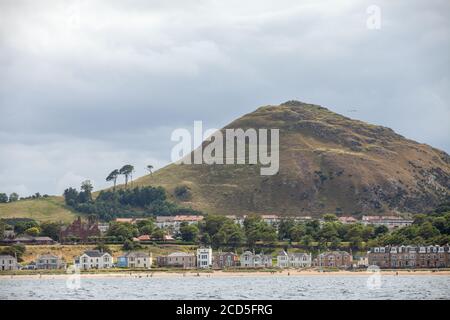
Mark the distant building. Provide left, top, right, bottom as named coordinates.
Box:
left=2, top=230, right=15, bottom=239
left=212, top=252, right=239, bottom=268
left=197, top=247, right=212, bottom=268
left=155, top=215, right=204, bottom=234
left=225, top=215, right=246, bottom=226
left=114, top=218, right=148, bottom=224
left=1, top=235, right=55, bottom=245
left=75, top=250, right=113, bottom=270
left=117, top=252, right=152, bottom=269
left=292, top=216, right=313, bottom=223
left=277, top=250, right=311, bottom=268
left=60, top=216, right=101, bottom=242
left=36, top=254, right=65, bottom=269
left=361, top=216, right=413, bottom=229
left=0, top=255, right=18, bottom=271
left=240, top=251, right=272, bottom=268
left=261, top=215, right=280, bottom=226
left=314, top=251, right=353, bottom=268
left=97, top=223, right=110, bottom=234
left=338, top=216, right=358, bottom=224
left=157, top=252, right=196, bottom=269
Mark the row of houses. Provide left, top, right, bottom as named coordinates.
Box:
left=368, top=245, right=450, bottom=268
left=3, top=245, right=448, bottom=272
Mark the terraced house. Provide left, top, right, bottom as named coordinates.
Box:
left=368, top=245, right=450, bottom=268
left=157, top=252, right=196, bottom=269
left=213, top=252, right=239, bottom=268
left=117, top=252, right=152, bottom=269
left=314, top=251, right=353, bottom=268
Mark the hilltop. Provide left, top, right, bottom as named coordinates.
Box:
left=132, top=101, right=449, bottom=217
left=1, top=101, right=448, bottom=221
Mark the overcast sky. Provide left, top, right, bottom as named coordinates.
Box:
left=0, top=0, right=449, bottom=196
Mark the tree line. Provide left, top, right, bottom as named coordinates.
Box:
left=63, top=181, right=201, bottom=221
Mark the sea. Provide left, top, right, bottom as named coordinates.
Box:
left=1, top=275, right=449, bottom=300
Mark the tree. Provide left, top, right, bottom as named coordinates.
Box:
left=202, top=215, right=231, bottom=238
left=0, top=221, right=7, bottom=238
left=80, top=180, right=94, bottom=202
left=290, top=223, right=307, bottom=242
left=24, top=227, right=40, bottom=236
left=300, top=235, right=313, bottom=247
left=278, top=218, right=295, bottom=240
left=14, top=220, right=39, bottom=235
left=119, top=165, right=134, bottom=187
left=418, top=222, right=440, bottom=239
left=107, top=222, right=138, bottom=241
left=243, top=215, right=276, bottom=247
left=0, top=193, right=8, bottom=203
left=106, top=169, right=120, bottom=192
left=319, top=222, right=338, bottom=243
left=136, top=219, right=155, bottom=235
left=146, top=165, right=154, bottom=176
left=323, top=214, right=338, bottom=222
left=374, top=225, right=389, bottom=237
left=8, top=192, right=19, bottom=202
left=94, top=243, right=112, bottom=254
left=180, top=222, right=199, bottom=242
left=63, top=187, right=79, bottom=206
left=40, top=222, right=62, bottom=241
left=174, top=185, right=191, bottom=201
left=122, top=239, right=142, bottom=251
left=0, top=244, right=26, bottom=262
left=413, top=214, right=428, bottom=225
left=151, top=228, right=166, bottom=241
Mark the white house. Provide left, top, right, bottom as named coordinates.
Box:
left=277, top=250, right=289, bottom=268
left=240, top=251, right=272, bottom=268
left=76, top=250, right=113, bottom=270
left=289, top=253, right=311, bottom=268
left=277, top=251, right=311, bottom=268
left=197, top=247, right=212, bottom=268
left=0, top=255, right=18, bottom=271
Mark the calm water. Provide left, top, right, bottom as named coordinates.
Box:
left=1, top=275, right=449, bottom=300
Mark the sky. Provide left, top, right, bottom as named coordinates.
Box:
left=0, top=0, right=449, bottom=196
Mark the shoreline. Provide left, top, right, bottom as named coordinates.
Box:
left=1, top=269, right=450, bottom=280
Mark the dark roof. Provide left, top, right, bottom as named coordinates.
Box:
left=83, top=250, right=108, bottom=257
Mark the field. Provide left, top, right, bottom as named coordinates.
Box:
left=0, top=197, right=77, bottom=222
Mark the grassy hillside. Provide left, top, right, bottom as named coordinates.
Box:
left=131, top=101, right=450, bottom=216
left=0, top=197, right=77, bottom=223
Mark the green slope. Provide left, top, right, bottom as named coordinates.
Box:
left=0, top=196, right=77, bottom=223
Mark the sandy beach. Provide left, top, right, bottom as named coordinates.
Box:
left=1, top=269, right=449, bottom=280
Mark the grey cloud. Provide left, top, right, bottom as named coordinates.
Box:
left=0, top=0, right=449, bottom=195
